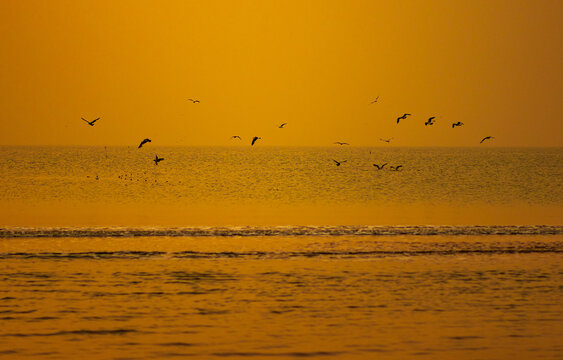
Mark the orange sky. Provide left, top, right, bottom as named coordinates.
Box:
left=0, top=0, right=561, bottom=147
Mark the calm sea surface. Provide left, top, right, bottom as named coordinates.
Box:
left=0, top=146, right=562, bottom=359
left=0, top=146, right=561, bottom=226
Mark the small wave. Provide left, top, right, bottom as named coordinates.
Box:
left=1, top=248, right=561, bottom=260
left=1, top=329, right=137, bottom=337
left=0, top=225, right=561, bottom=238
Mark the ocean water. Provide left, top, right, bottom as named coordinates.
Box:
left=0, top=146, right=561, bottom=226
left=0, top=146, right=562, bottom=359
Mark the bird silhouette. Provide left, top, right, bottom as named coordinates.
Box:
left=153, top=155, right=164, bottom=165
left=369, top=96, right=379, bottom=104
left=231, top=136, right=241, bottom=140
left=278, top=123, right=287, bottom=128
left=187, top=99, right=200, bottom=103
left=390, top=165, right=403, bottom=171
left=138, top=138, right=151, bottom=148
left=251, top=136, right=261, bottom=146
left=380, top=138, right=393, bottom=143
left=334, top=142, right=350, bottom=145
left=480, top=136, right=494, bottom=143
left=396, top=113, right=411, bottom=123
left=452, top=122, right=464, bottom=128
left=425, top=117, right=436, bottom=126
left=333, top=159, right=347, bottom=166
left=373, top=163, right=388, bottom=170
left=81, top=117, right=100, bottom=126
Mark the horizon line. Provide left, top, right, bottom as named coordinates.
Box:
left=0, top=144, right=561, bottom=148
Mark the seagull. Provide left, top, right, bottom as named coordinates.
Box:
left=380, top=138, right=393, bottom=143
left=153, top=155, right=164, bottom=165
left=231, top=136, right=241, bottom=140
left=452, top=122, right=464, bottom=128
left=425, top=117, right=436, bottom=126
left=480, top=136, right=494, bottom=143
left=251, top=136, right=261, bottom=146
left=81, top=117, right=100, bottom=126
left=369, top=96, right=380, bottom=104
left=334, top=142, right=350, bottom=145
left=373, top=163, right=388, bottom=170
left=278, top=123, right=287, bottom=128
left=390, top=165, right=403, bottom=171
left=396, top=113, right=411, bottom=124
left=187, top=99, right=200, bottom=103
left=333, top=159, right=347, bottom=166
left=138, top=138, right=151, bottom=149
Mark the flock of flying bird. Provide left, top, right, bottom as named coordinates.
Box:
left=81, top=96, right=494, bottom=170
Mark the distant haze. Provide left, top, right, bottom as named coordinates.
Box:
left=1, top=0, right=562, bottom=146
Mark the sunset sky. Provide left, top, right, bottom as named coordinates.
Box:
left=1, top=0, right=561, bottom=147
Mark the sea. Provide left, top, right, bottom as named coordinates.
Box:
left=0, top=146, right=562, bottom=359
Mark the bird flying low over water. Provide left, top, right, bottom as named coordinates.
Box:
left=81, top=117, right=100, bottom=126
left=369, top=96, right=379, bottom=104
left=278, top=123, right=287, bottom=128
left=138, top=138, right=151, bottom=148
left=380, top=138, right=393, bottom=143
left=187, top=99, right=200, bottom=103
left=333, top=159, right=347, bottom=166
left=154, top=155, right=164, bottom=165
left=396, top=113, right=411, bottom=123
left=251, top=136, right=261, bottom=146
left=480, top=136, right=494, bottom=143
left=373, top=163, right=388, bottom=170
left=425, top=117, right=436, bottom=126
left=334, top=142, right=350, bottom=145
left=231, top=136, right=241, bottom=140
left=452, top=122, right=464, bottom=128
